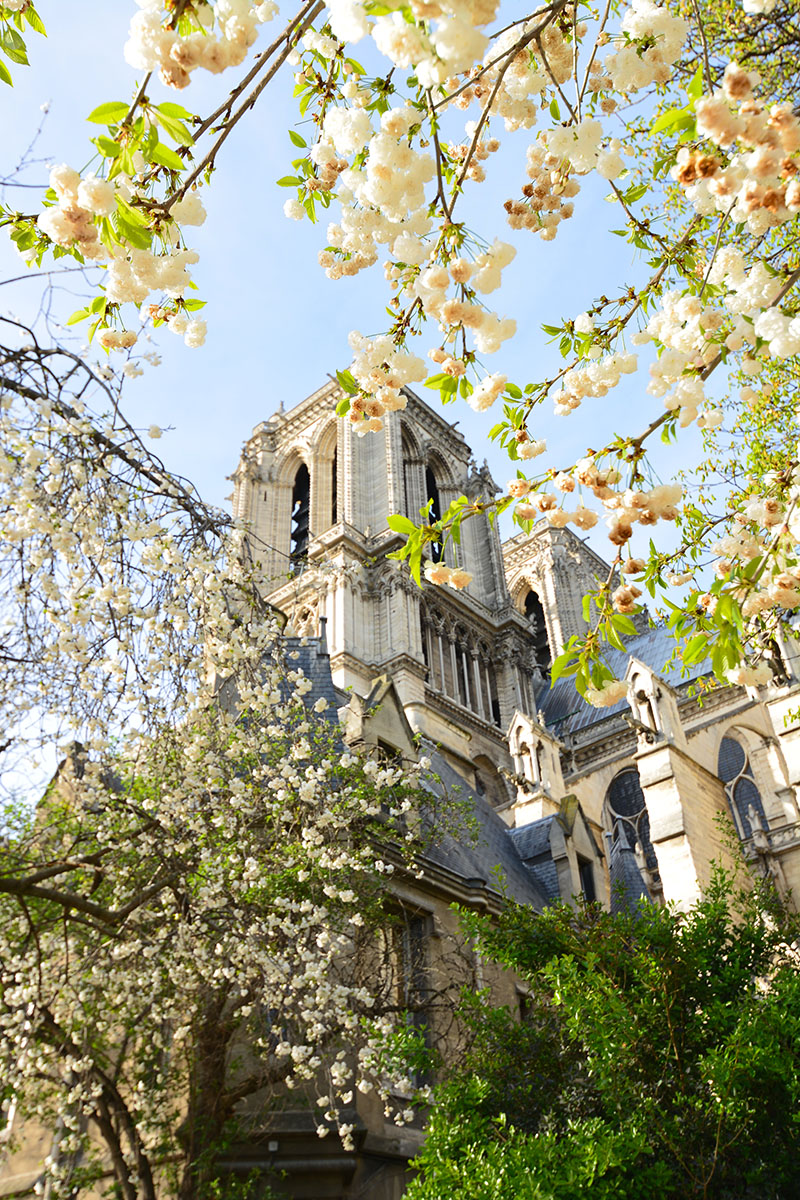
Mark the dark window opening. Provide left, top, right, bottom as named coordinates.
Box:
left=391, top=909, right=432, bottom=1088
left=425, top=465, right=443, bottom=562
left=331, top=448, right=338, bottom=527
left=524, top=589, right=551, bottom=672
left=377, top=739, right=402, bottom=764
left=577, top=855, right=596, bottom=903
left=290, top=463, right=310, bottom=572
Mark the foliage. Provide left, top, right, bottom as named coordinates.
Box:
left=407, top=872, right=800, bottom=1200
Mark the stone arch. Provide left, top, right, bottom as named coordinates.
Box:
left=313, top=420, right=339, bottom=531
left=267, top=447, right=311, bottom=574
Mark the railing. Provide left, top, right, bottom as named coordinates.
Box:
left=741, top=820, right=800, bottom=859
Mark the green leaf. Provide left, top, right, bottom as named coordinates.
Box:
left=335, top=368, right=358, bottom=394
left=155, top=111, right=195, bottom=145
left=335, top=396, right=351, bottom=417
left=87, top=100, right=129, bottom=125
left=549, top=97, right=560, bottom=120
left=424, top=373, right=449, bottom=389
left=116, top=196, right=148, bottom=227
left=289, top=130, right=307, bottom=148
left=1, top=28, right=27, bottom=64
left=550, top=650, right=578, bottom=685
left=149, top=142, right=184, bottom=171
left=24, top=7, right=46, bottom=35
left=683, top=634, right=709, bottom=666
left=276, top=175, right=302, bottom=187
left=504, top=383, right=522, bottom=400
left=93, top=135, right=121, bottom=158
left=650, top=106, right=685, bottom=135
left=157, top=101, right=193, bottom=120
left=687, top=64, right=704, bottom=102
left=0, top=59, right=12, bottom=86
left=66, top=307, right=90, bottom=326
left=387, top=514, right=417, bottom=535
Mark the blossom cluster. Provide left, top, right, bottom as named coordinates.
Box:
left=423, top=560, right=473, bottom=588
left=125, top=0, right=277, bottom=90
left=37, top=164, right=115, bottom=261
left=677, top=63, right=800, bottom=237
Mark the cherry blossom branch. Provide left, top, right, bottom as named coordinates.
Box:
left=165, top=0, right=325, bottom=206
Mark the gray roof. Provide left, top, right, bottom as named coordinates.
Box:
left=282, top=635, right=339, bottom=717
left=510, top=817, right=561, bottom=903
left=606, top=827, right=651, bottom=915
left=422, top=750, right=549, bottom=909
left=537, top=623, right=707, bottom=737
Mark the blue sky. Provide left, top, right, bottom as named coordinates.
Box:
left=0, top=3, right=691, bottom=551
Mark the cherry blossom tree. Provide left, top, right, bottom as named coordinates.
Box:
left=0, top=320, right=457, bottom=1196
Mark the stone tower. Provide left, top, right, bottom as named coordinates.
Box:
left=230, top=380, right=604, bottom=806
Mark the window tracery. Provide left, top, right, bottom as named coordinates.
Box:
left=605, top=768, right=660, bottom=884
left=419, top=603, right=500, bottom=725
left=718, top=734, right=768, bottom=840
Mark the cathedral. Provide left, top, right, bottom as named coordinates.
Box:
left=223, top=377, right=800, bottom=1195
left=232, top=376, right=800, bottom=907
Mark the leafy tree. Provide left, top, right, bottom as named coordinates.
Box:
left=407, top=872, right=800, bottom=1200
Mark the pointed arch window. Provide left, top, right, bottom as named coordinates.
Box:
left=718, top=735, right=767, bottom=839
left=290, top=463, right=310, bottom=572
left=524, top=589, right=551, bottom=672
left=425, top=465, right=443, bottom=562
left=606, top=768, right=659, bottom=882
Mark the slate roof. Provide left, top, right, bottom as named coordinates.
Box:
left=509, top=817, right=561, bottom=903
left=536, top=623, right=707, bottom=737
left=606, top=826, right=652, bottom=915
left=282, top=635, right=339, bottom=717
left=421, top=750, right=550, bottom=909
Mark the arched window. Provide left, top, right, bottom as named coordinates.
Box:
left=425, top=465, right=443, bottom=562
left=290, top=463, right=310, bottom=571
left=718, top=735, right=767, bottom=839
left=331, top=447, right=338, bottom=527
left=606, top=769, right=659, bottom=881
left=524, top=589, right=551, bottom=672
